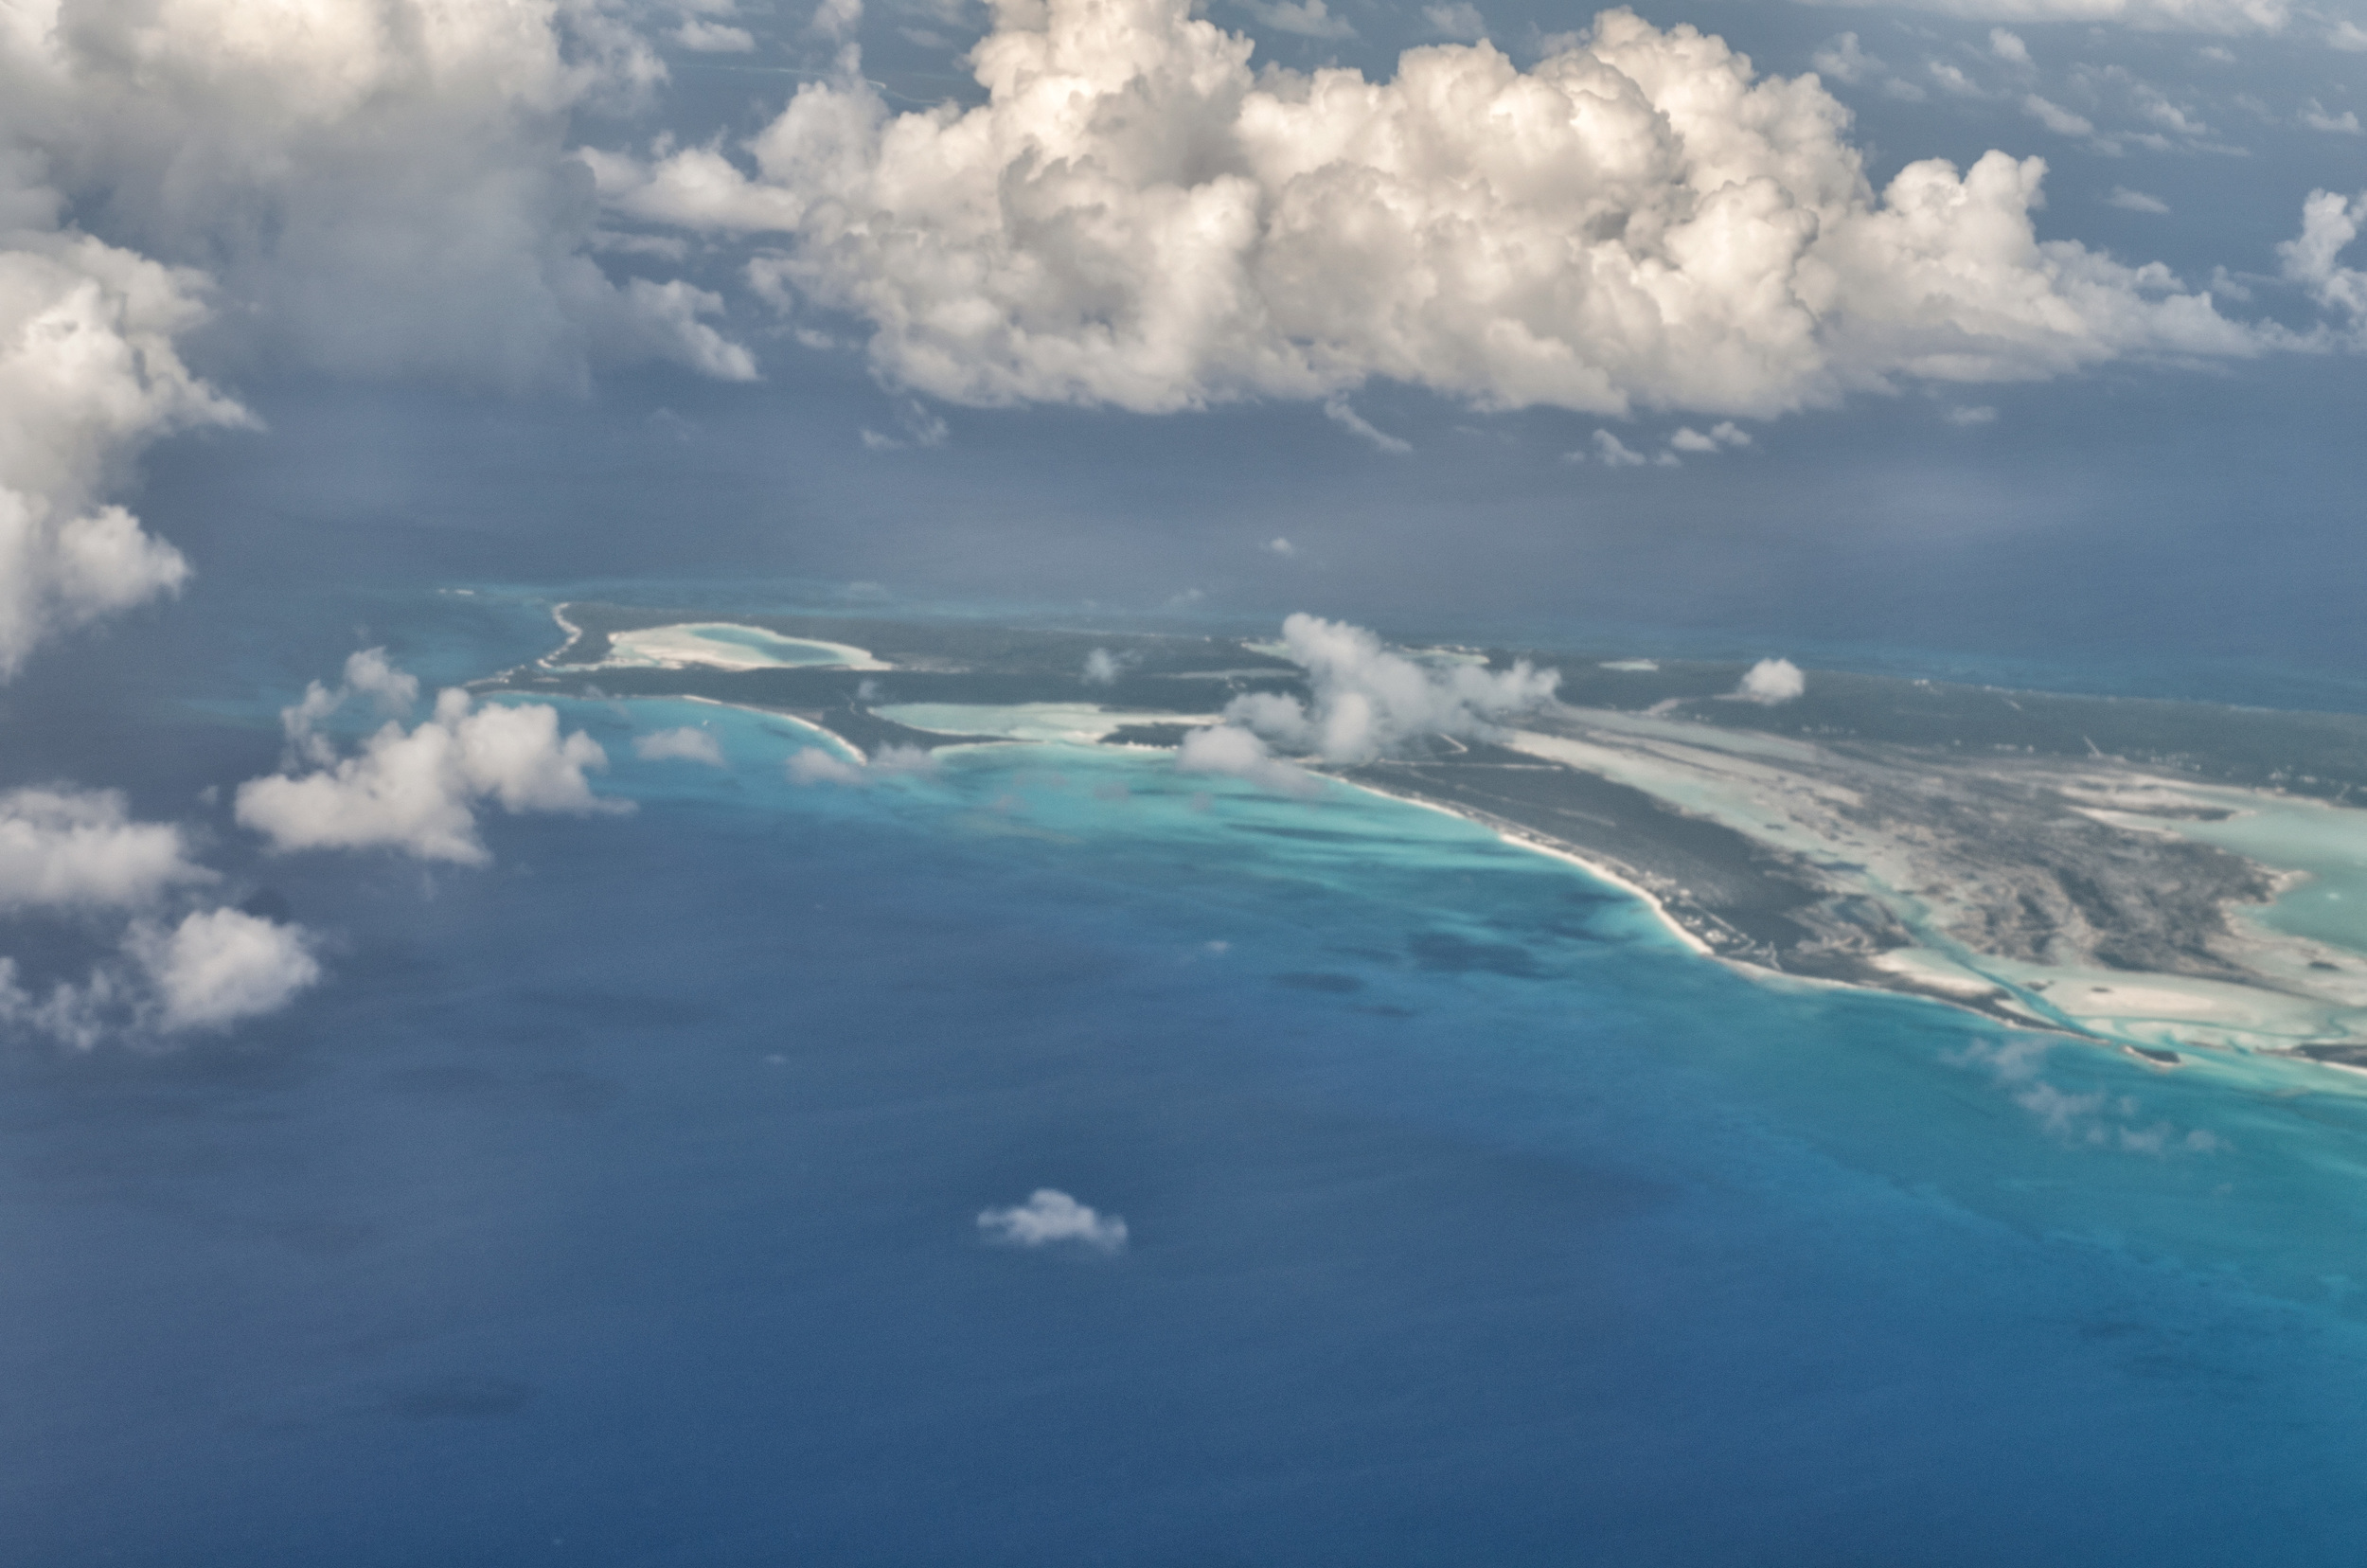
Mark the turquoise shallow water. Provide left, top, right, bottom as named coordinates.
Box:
left=9, top=589, right=2367, bottom=1563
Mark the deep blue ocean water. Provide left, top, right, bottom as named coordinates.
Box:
left=7, top=585, right=2367, bottom=1565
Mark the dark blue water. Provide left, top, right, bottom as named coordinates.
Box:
left=7, top=589, right=2367, bottom=1565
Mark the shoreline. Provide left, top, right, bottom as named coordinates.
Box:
left=1337, top=779, right=1716, bottom=959
left=506, top=655, right=2367, bottom=1071
left=1326, top=768, right=2080, bottom=1035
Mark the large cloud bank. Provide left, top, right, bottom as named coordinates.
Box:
left=2, top=0, right=752, bottom=389
left=0, top=0, right=759, bottom=680
left=238, top=665, right=622, bottom=864
left=594, top=0, right=2262, bottom=417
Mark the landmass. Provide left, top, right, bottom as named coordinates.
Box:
left=485, top=603, right=2367, bottom=1065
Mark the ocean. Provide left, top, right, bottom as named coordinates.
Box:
left=5, top=582, right=2367, bottom=1565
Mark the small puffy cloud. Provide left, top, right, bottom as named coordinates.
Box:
left=1323, top=399, right=1411, bottom=454
left=2301, top=100, right=2363, bottom=134
left=0, top=788, right=211, bottom=911
left=1425, top=2, right=1486, bottom=41
left=608, top=3, right=2266, bottom=420
left=1237, top=0, right=1355, bottom=39
left=1946, top=403, right=1999, bottom=425
left=978, top=1189, right=1129, bottom=1252
left=1790, top=0, right=2289, bottom=33
left=2022, top=95, right=2096, bottom=136
left=1265, top=536, right=1298, bottom=558
left=786, top=742, right=934, bottom=785
left=2109, top=187, right=2171, bottom=214
left=788, top=747, right=867, bottom=785
left=1736, top=657, right=1806, bottom=704
left=1990, top=28, right=2031, bottom=63
left=859, top=400, right=951, bottom=450
left=1951, top=1038, right=2229, bottom=1155
left=634, top=725, right=726, bottom=765
left=1583, top=430, right=1647, bottom=467
left=1223, top=613, right=1558, bottom=765
left=1176, top=724, right=1325, bottom=795
left=283, top=647, right=422, bottom=763
left=674, top=20, right=756, bottom=51
left=1668, top=420, right=1753, bottom=453
left=2279, top=190, right=2366, bottom=329
left=2331, top=20, right=2367, bottom=50
left=1927, top=60, right=1985, bottom=98
left=1082, top=648, right=1127, bottom=686
left=126, top=908, right=319, bottom=1033
left=238, top=679, right=623, bottom=864
left=1811, top=31, right=1880, bottom=84
left=811, top=0, right=863, bottom=39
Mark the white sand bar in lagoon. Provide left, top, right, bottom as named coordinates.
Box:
left=601, top=624, right=890, bottom=672
left=878, top=703, right=1218, bottom=745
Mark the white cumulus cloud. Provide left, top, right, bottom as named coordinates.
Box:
left=1176, top=722, right=1325, bottom=795
left=0, top=787, right=212, bottom=911
left=977, top=1188, right=1129, bottom=1252
left=1736, top=657, right=1806, bottom=704
left=1217, top=613, right=1558, bottom=765
left=2, top=905, right=318, bottom=1046
left=126, top=907, right=320, bottom=1033
left=238, top=677, right=623, bottom=864
left=0, top=235, right=244, bottom=677
left=596, top=1, right=2266, bottom=419
left=2280, top=189, right=2366, bottom=331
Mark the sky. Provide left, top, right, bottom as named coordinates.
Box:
left=0, top=0, right=2361, bottom=1042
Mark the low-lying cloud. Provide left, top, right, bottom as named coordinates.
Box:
left=1736, top=658, right=1806, bottom=704
left=0, top=787, right=212, bottom=911
left=1177, top=614, right=1558, bottom=793
left=0, top=784, right=321, bottom=1047
left=1953, top=1037, right=2227, bottom=1154
left=977, top=1188, right=1130, bottom=1253
left=0, top=237, right=241, bottom=679
left=1226, top=615, right=1559, bottom=765
left=786, top=742, right=935, bottom=785
left=634, top=725, right=727, bottom=765
left=238, top=662, right=623, bottom=864
left=1176, top=724, right=1325, bottom=796
left=2, top=906, right=318, bottom=1048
